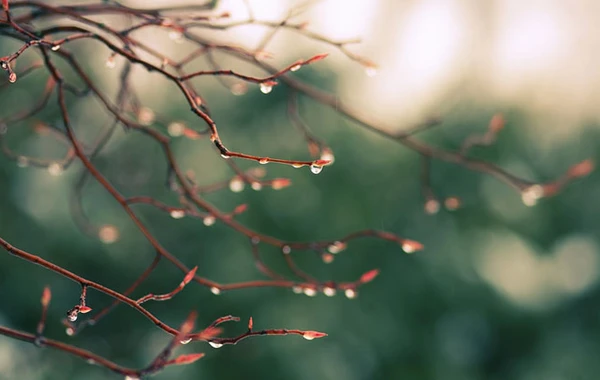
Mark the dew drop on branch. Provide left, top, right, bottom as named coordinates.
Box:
left=98, top=224, right=119, bottom=244
left=168, top=30, right=184, bottom=43
left=281, top=245, right=291, bottom=254
left=209, top=341, right=223, bottom=348
left=259, top=83, right=273, bottom=94
left=303, top=288, right=317, bottom=297
left=323, top=287, right=336, bottom=297
left=229, top=177, right=245, bottom=192
left=203, top=215, right=216, bottom=226
left=521, top=185, right=544, bottom=207
left=65, top=327, right=74, bottom=336
left=167, top=122, right=186, bottom=137
left=328, top=241, right=346, bottom=254
left=292, top=286, right=303, bottom=294
left=424, top=199, right=440, bottom=215
left=251, top=182, right=262, bottom=191
left=16, top=156, right=28, bottom=168
left=320, top=149, right=335, bottom=164
left=8, top=72, right=16, bottom=83
left=303, top=333, right=315, bottom=340
left=230, top=83, right=247, bottom=96
left=344, top=289, right=357, bottom=299
left=290, top=64, right=301, bottom=72
left=365, top=66, right=377, bottom=77
left=47, top=163, right=63, bottom=176
left=180, top=338, right=192, bottom=344
left=292, top=163, right=303, bottom=169
left=210, top=287, right=221, bottom=295
left=401, top=242, right=417, bottom=254
left=258, top=158, right=269, bottom=165
left=137, top=107, right=155, bottom=126
left=170, top=210, right=185, bottom=219
left=105, top=56, right=116, bottom=69
left=51, top=45, right=61, bottom=51
left=310, top=163, right=323, bottom=174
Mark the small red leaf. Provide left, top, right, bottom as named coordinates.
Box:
left=360, top=269, right=380, bottom=284
left=307, top=53, right=329, bottom=64
left=233, top=204, right=248, bottom=214
left=171, top=353, right=205, bottom=365
left=183, top=266, right=198, bottom=286
left=41, top=287, right=51, bottom=307
left=179, top=311, right=197, bottom=335
left=79, top=306, right=92, bottom=314
left=248, top=317, right=253, bottom=330
left=302, top=331, right=328, bottom=340
left=271, top=178, right=291, bottom=190
left=488, top=114, right=505, bottom=133
left=568, top=159, right=594, bottom=178
left=312, top=159, right=331, bottom=166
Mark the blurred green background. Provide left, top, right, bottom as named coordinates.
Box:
left=1, top=1, right=600, bottom=379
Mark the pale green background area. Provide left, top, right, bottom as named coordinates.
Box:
left=1, top=1, right=600, bottom=380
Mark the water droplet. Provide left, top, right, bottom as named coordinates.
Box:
left=65, top=327, right=74, bottom=336
left=125, top=376, right=140, bottom=380
left=210, top=287, right=221, bottom=295
left=327, top=241, right=346, bottom=254
left=310, top=163, right=323, bottom=174
left=323, top=287, right=336, bottom=297
left=322, top=253, right=334, bottom=263
left=86, top=359, right=96, bottom=365
left=259, top=158, right=269, bottom=165
left=290, top=64, right=301, bottom=72
left=16, top=156, right=29, bottom=168
left=47, top=163, right=63, bottom=176
left=424, top=199, right=440, bottom=215
left=180, top=338, right=192, bottom=344
left=51, top=45, right=61, bottom=51
left=203, top=215, right=216, bottom=226
left=251, top=236, right=260, bottom=244
left=282, top=245, right=291, bottom=254
left=220, top=153, right=230, bottom=159
left=248, top=167, right=267, bottom=178
left=105, top=56, right=116, bottom=69
left=320, top=149, right=335, bottom=164
left=68, top=314, right=77, bottom=322
left=167, top=122, right=185, bottom=137
left=169, top=30, right=184, bottom=43
left=365, top=66, right=377, bottom=77
left=292, top=163, right=303, bottom=169
left=521, top=185, right=544, bottom=207
left=98, top=224, right=119, bottom=244
left=259, top=83, right=272, bottom=94
left=344, top=289, right=357, bottom=299
left=303, top=333, right=315, bottom=340
left=303, top=288, right=317, bottom=297
left=251, top=182, right=262, bottom=191
left=8, top=72, right=16, bottom=83
left=292, top=286, right=303, bottom=294
left=137, top=107, right=155, bottom=126
left=230, top=83, right=247, bottom=96
left=401, top=243, right=416, bottom=254
left=170, top=210, right=185, bottom=219
left=209, top=341, right=223, bottom=348
left=444, top=197, right=460, bottom=211
left=229, top=177, right=245, bottom=193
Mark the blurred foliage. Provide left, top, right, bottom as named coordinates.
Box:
left=1, top=22, right=600, bottom=380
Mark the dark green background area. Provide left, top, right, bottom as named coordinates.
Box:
left=1, top=18, right=600, bottom=380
